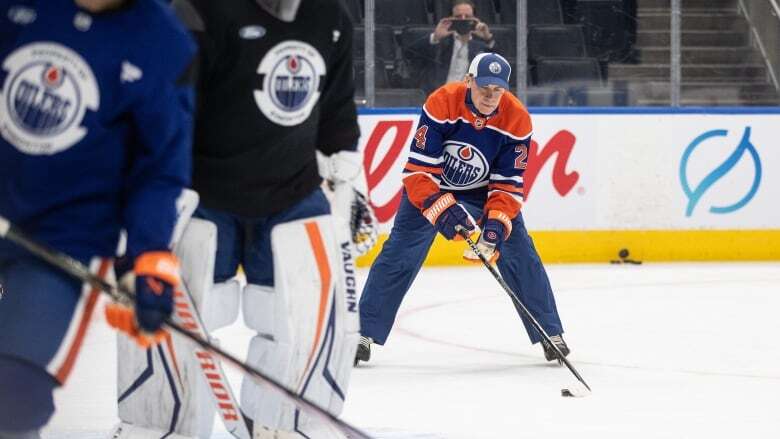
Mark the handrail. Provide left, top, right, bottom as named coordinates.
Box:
left=769, top=0, right=780, bottom=21
left=739, top=0, right=780, bottom=91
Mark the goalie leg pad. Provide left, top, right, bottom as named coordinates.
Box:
left=116, top=216, right=221, bottom=438
left=240, top=284, right=295, bottom=431
left=202, top=280, right=241, bottom=332
left=240, top=216, right=359, bottom=436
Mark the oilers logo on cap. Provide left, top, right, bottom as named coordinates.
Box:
left=441, top=140, right=489, bottom=189
left=0, top=42, right=100, bottom=155
left=468, top=53, right=511, bottom=90
left=254, top=40, right=326, bottom=127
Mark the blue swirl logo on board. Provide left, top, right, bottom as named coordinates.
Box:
left=679, top=127, right=761, bottom=217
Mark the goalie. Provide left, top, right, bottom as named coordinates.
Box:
left=121, top=0, right=376, bottom=438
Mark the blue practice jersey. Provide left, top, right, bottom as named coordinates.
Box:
left=0, top=0, right=196, bottom=261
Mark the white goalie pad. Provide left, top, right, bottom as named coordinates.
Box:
left=241, top=215, right=360, bottom=438
left=115, top=212, right=226, bottom=438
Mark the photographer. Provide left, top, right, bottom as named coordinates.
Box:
left=409, top=0, right=497, bottom=93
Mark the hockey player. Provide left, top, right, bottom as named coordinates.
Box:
left=164, top=0, right=376, bottom=437
left=0, top=0, right=195, bottom=437
left=355, top=53, right=570, bottom=366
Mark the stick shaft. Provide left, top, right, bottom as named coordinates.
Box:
left=0, top=217, right=372, bottom=439
left=460, top=230, right=591, bottom=392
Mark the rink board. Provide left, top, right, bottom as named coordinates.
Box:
left=355, top=107, right=780, bottom=264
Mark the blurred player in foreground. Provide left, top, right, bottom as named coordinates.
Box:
left=0, top=0, right=195, bottom=437
left=355, top=53, right=570, bottom=366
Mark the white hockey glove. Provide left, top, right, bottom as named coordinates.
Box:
left=317, top=150, right=378, bottom=256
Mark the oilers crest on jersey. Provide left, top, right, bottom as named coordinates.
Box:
left=254, top=40, right=326, bottom=126
left=441, top=141, right=490, bottom=190
left=402, top=81, right=532, bottom=216
left=0, top=42, right=100, bottom=155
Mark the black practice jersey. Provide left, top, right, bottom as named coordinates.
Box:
left=174, top=0, right=359, bottom=216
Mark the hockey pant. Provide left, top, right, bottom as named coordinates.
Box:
left=0, top=252, right=113, bottom=432
left=196, top=188, right=359, bottom=437
left=359, top=191, right=564, bottom=345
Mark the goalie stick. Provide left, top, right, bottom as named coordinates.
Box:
left=457, top=228, right=592, bottom=397
left=0, top=215, right=373, bottom=439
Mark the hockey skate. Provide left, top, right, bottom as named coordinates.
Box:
left=541, top=335, right=570, bottom=363
left=354, top=336, right=372, bottom=366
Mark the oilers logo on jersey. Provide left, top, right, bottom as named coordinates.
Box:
left=254, top=40, right=326, bottom=126
left=441, top=141, right=488, bottom=189
left=0, top=43, right=99, bottom=155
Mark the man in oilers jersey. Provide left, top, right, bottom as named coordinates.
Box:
left=165, top=0, right=376, bottom=437
left=0, top=0, right=196, bottom=437
left=355, top=53, right=570, bottom=366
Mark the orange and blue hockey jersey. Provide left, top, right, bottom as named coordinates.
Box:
left=359, top=82, right=564, bottom=348
left=402, top=81, right=532, bottom=224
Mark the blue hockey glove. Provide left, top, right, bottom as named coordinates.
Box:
left=464, top=211, right=512, bottom=264
left=422, top=192, right=476, bottom=240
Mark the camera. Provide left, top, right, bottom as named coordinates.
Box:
left=450, top=18, right=476, bottom=36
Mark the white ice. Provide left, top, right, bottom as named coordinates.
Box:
left=43, top=263, right=780, bottom=438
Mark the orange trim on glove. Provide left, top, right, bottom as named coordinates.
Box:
left=105, top=303, right=168, bottom=348
left=135, top=252, right=181, bottom=288
left=488, top=210, right=513, bottom=240
left=422, top=192, right=456, bottom=225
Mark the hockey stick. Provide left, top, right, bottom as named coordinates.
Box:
left=170, top=279, right=251, bottom=439
left=0, top=216, right=373, bottom=439
left=458, top=228, right=592, bottom=397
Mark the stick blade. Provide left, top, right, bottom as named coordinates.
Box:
left=561, top=381, right=591, bottom=398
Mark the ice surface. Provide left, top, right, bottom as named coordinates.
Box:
left=43, top=263, right=780, bottom=438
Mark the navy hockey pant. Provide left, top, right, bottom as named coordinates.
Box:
left=0, top=356, right=56, bottom=433
left=359, top=192, right=564, bottom=345
left=194, top=188, right=331, bottom=286
left=0, top=254, right=104, bottom=431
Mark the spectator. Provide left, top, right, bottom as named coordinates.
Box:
left=409, top=0, right=498, bottom=93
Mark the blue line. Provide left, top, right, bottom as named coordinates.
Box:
left=117, top=349, right=154, bottom=403
left=358, top=107, right=420, bottom=115
left=294, top=410, right=313, bottom=439
left=295, top=294, right=343, bottom=437
left=321, top=300, right=345, bottom=400
left=157, top=345, right=181, bottom=439
left=358, top=106, right=780, bottom=115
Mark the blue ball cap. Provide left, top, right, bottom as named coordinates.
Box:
left=468, top=53, right=511, bottom=90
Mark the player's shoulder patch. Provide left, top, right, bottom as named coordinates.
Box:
left=490, top=92, right=532, bottom=140
left=423, top=82, right=467, bottom=124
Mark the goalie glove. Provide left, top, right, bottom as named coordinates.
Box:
left=463, top=211, right=512, bottom=264
left=105, top=251, right=180, bottom=348
left=318, top=150, right=378, bottom=256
